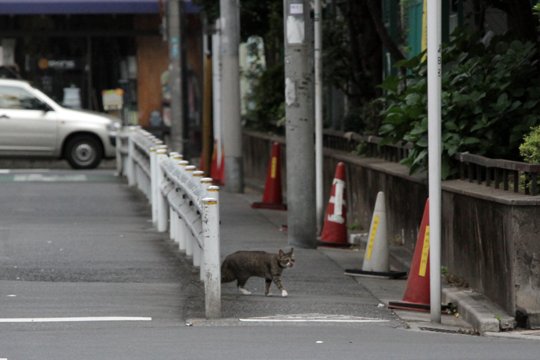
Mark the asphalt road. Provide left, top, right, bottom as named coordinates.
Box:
left=0, top=168, right=538, bottom=359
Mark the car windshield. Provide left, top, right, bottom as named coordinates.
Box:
left=0, top=85, right=47, bottom=110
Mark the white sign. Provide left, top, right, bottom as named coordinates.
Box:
left=286, top=16, right=305, bottom=44
left=285, top=78, right=296, bottom=106
left=102, top=88, right=124, bottom=110
left=290, top=4, right=304, bottom=15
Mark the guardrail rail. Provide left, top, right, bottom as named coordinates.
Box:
left=117, top=127, right=221, bottom=318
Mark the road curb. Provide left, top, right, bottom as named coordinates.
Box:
left=443, top=287, right=516, bottom=335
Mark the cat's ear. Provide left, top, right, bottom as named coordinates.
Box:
left=279, top=249, right=285, bottom=256
left=289, top=248, right=294, bottom=255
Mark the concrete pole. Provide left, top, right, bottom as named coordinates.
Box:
left=427, top=0, right=442, bottom=323
left=284, top=0, right=316, bottom=249
left=220, top=0, right=244, bottom=192
left=314, top=0, right=324, bottom=232
left=167, top=0, right=184, bottom=154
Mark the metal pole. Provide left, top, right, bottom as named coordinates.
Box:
left=220, top=0, right=244, bottom=192
left=284, top=0, right=316, bottom=249
left=167, top=0, right=184, bottom=154
left=314, top=0, right=324, bottom=232
left=427, top=0, right=442, bottom=324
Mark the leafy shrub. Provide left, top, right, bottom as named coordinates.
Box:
left=377, top=30, right=540, bottom=178
left=520, top=126, right=540, bottom=163
left=519, top=126, right=540, bottom=193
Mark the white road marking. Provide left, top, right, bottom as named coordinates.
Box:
left=239, top=313, right=389, bottom=323
left=0, top=316, right=152, bottom=323
left=0, top=169, right=10, bottom=174
left=13, top=174, right=87, bottom=182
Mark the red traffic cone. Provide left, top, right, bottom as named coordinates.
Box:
left=252, top=142, right=287, bottom=210
left=389, top=199, right=431, bottom=312
left=319, top=162, right=348, bottom=247
left=210, top=140, right=224, bottom=185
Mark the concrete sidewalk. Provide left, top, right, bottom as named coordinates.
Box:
left=187, top=189, right=401, bottom=328
left=187, top=187, right=540, bottom=340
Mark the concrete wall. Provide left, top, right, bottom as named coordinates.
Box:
left=243, top=131, right=540, bottom=322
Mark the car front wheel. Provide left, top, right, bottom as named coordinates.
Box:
left=65, top=135, right=103, bottom=169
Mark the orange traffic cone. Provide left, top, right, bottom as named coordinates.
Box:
left=319, top=162, right=349, bottom=247
left=389, top=199, right=431, bottom=312
left=252, top=142, right=287, bottom=210
left=210, top=140, right=224, bottom=185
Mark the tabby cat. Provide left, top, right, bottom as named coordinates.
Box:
left=221, top=248, right=295, bottom=297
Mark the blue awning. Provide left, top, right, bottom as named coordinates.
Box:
left=0, top=0, right=200, bottom=15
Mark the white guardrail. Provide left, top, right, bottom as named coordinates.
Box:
left=116, top=126, right=221, bottom=319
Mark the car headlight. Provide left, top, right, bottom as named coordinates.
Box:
left=107, top=121, right=121, bottom=132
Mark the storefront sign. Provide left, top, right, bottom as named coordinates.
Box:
left=38, top=58, right=78, bottom=70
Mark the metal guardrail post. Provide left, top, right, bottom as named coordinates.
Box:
left=116, top=130, right=123, bottom=176
left=177, top=160, right=189, bottom=253
left=199, top=177, right=214, bottom=282
left=151, top=144, right=167, bottom=226
left=127, top=130, right=136, bottom=186
left=150, top=146, right=157, bottom=223
left=156, top=148, right=169, bottom=232
left=167, top=153, right=182, bottom=247
left=202, top=196, right=221, bottom=319
left=184, top=165, right=196, bottom=259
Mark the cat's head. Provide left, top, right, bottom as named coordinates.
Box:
left=278, top=248, right=295, bottom=268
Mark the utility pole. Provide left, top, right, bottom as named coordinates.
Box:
left=314, top=0, right=324, bottom=232
left=220, top=0, right=244, bottom=192
left=284, top=0, right=316, bottom=249
left=201, top=19, right=213, bottom=175
left=167, top=0, right=184, bottom=154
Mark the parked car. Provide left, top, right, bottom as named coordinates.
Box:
left=0, top=79, right=120, bottom=169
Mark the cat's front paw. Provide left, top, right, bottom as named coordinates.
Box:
left=239, top=287, right=252, bottom=295
left=281, top=290, right=288, bottom=297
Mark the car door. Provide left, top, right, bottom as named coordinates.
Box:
left=0, top=84, right=58, bottom=156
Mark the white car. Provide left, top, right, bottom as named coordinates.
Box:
left=0, top=79, right=120, bottom=169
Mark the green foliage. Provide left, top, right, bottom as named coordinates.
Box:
left=520, top=126, right=540, bottom=163
left=243, top=62, right=285, bottom=133
left=194, top=0, right=282, bottom=42
left=240, top=2, right=284, bottom=133
left=378, top=30, right=540, bottom=178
